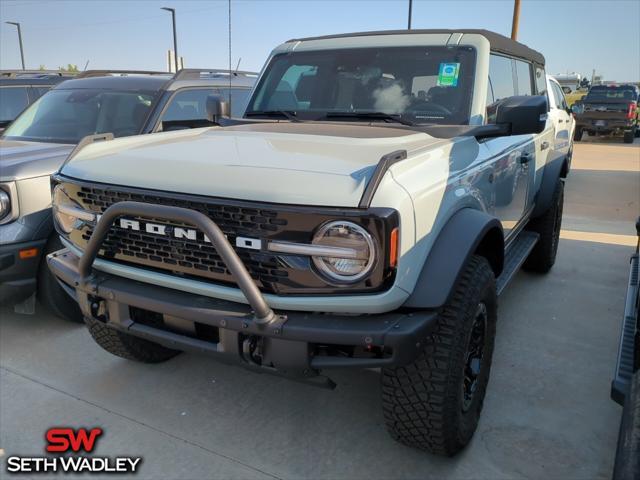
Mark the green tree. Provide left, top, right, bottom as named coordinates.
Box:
left=58, top=64, right=79, bottom=73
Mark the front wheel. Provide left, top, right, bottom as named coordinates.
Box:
left=381, top=255, right=497, bottom=456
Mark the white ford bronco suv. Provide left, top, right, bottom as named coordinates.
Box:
left=48, top=30, right=570, bottom=455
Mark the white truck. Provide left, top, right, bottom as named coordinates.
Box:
left=48, top=29, right=572, bottom=455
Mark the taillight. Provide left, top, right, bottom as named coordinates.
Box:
left=628, top=102, right=637, bottom=119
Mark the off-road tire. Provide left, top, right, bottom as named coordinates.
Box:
left=523, top=180, right=564, bottom=273
left=37, top=236, right=83, bottom=322
left=381, top=255, right=497, bottom=456
left=613, top=371, right=640, bottom=480
left=623, top=128, right=635, bottom=144
left=573, top=127, right=583, bottom=141
left=85, top=316, right=180, bottom=363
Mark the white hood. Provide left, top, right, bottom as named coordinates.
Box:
left=61, top=123, right=443, bottom=207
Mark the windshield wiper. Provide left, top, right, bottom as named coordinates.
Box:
left=245, top=110, right=300, bottom=122
left=323, top=111, right=415, bottom=126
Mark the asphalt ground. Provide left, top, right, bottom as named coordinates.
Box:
left=1, top=135, right=639, bottom=479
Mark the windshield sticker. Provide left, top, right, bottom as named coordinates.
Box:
left=437, top=63, right=460, bottom=87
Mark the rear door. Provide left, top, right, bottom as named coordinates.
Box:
left=547, top=79, right=572, bottom=154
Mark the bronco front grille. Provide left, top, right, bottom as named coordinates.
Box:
left=60, top=179, right=398, bottom=295
left=71, top=185, right=290, bottom=292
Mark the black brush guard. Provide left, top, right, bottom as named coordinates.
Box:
left=48, top=201, right=437, bottom=387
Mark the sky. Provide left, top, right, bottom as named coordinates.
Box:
left=1, top=0, right=639, bottom=82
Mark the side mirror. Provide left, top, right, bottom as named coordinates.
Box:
left=495, top=95, right=547, bottom=135
left=206, top=95, right=230, bottom=124
left=562, top=86, right=572, bottom=94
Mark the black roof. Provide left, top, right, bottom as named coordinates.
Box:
left=286, top=29, right=545, bottom=66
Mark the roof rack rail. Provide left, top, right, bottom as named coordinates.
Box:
left=173, top=68, right=259, bottom=81
left=0, top=70, right=73, bottom=78
left=75, top=70, right=170, bottom=79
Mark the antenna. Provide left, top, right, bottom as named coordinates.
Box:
left=228, top=0, right=232, bottom=115
left=235, top=57, right=242, bottom=74
left=83, top=60, right=90, bottom=71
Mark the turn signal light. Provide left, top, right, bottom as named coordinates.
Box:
left=389, top=227, right=399, bottom=268
left=627, top=102, right=637, bottom=120
left=19, top=247, right=38, bottom=260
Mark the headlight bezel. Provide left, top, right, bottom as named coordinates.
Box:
left=311, top=220, right=378, bottom=285
left=0, top=182, right=19, bottom=225
left=52, top=183, right=95, bottom=235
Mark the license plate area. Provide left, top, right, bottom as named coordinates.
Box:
left=595, top=120, right=607, bottom=127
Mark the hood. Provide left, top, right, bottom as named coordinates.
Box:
left=62, top=123, right=443, bottom=207
left=0, top=139, right=74, bottom=181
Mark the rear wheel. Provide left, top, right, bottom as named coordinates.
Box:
left=524, top=180, right=564, bottom=273
left=37, top=236, right=83, bottom=322
left=573, top=127, right=583, bottom=141
left=381, top=255, right=497, bottom=456
left=623, top=128, right=635, bottom=144
left=85, top=316, right=180, bottom=363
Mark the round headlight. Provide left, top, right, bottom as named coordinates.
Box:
left=0, top=190, right=10, bottom=221
left=311, top=221, right=376, bottom=284
left=52, top=184, right=78, bottom=234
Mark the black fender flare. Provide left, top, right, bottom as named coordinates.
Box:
left=532, top=152, right=567, bottom=218
left=403, top=208, right=504, bottom=309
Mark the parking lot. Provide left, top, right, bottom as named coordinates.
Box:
left=0, top=137, right=638, bottom=479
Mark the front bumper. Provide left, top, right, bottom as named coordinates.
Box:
left=47, top=201, right=436, bottom=386
left=0, top=239, right=46, bottom=305
left=49, top=248, right=437, bottom=386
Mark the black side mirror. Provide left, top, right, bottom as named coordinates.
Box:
left=206, top=95, right=230, bottom=124
left=495, top=95, right=547, bottom=135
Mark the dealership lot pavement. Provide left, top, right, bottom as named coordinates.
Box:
left=1, top=137, right=639, bottom=480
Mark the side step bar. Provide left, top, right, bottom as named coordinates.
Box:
left=611, top=252, right=639, bottom=405
left=496, top=231, right=539, bottom=295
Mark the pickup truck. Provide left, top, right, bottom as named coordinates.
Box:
left=48, top=29, right=571, bottom=455
left=573, top=84, right=639, bottom=143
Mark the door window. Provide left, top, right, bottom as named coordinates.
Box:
left=514, top=60, right=532, bottom=95
left=0, top=87, right=29, bottom=122
left=161, top=89, right=213, bottom=122
left=161, top=88, right=251, bottom=124
left=486, top=55, right=516, bottom=123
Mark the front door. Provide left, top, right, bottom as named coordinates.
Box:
left=484, top=136, right=535, bottom=238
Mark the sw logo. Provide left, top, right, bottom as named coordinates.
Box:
left=46, top=427, right=103, bottom=453
left=5, top=427, right=142, bottom=475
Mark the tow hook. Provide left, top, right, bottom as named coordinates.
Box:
left=89, top=295, right=108, bottom=323
left=241, top=335, right=263, bottom=366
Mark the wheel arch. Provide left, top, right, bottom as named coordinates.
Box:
left=402, top=208, right=504, bottom=310
left=534, top=152, right=568, bottom=217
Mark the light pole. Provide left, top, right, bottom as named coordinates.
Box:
left=510, top=0, right=521, bottom=40
left=407, top=0, right=413, bottom=30
left=5, top=22, right=25, bottom=70
left=161, top=7, right=178, bottom=73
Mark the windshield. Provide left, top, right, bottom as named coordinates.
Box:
left=3, top=88, right=157, bottom=143
left=246, top=46, right=476, bottom=125
left=586, top=86, right=638, bottom=101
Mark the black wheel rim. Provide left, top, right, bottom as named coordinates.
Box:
left=462, top=302, right=487, bottom=412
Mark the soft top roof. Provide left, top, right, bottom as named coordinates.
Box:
left=287, top=29, right=545, bottom=66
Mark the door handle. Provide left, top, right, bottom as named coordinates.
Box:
left=541, top=141, right=549, bottom=151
